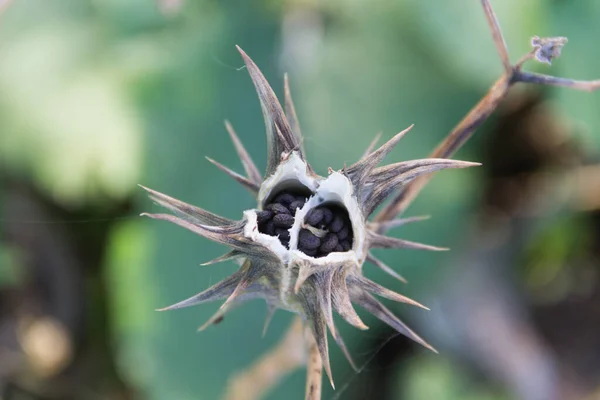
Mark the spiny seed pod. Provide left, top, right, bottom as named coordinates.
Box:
left=140, top=46, right=479, bottom=388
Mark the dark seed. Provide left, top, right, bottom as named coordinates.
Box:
left=213, top=316, right=224, bottom=325
left=299, top=229, right=321, bottom=250
left=256, top=210, right=273, bottom=224
left=305, top=208, right=324, bottom=226
left=273, top=213, right=294, bottom=228
left=334, top=244, right=343, bottom=252
left=275, top=228, right=290, bottom=241
left=303, top=248, right=318, bottom=257
left=340, top=240, right=351, bottom=251
left=266, top=203, right=290, bottom=215
left=319, top=233, right=339, bottom=253
left=329, top=214, right=344, bottom=233
left=321, top=208, right=333, bottom=225
left=264, top=220, right=275, bottom=236
left=288, top=200, right=305, bottom=213
left=274, top=193, right=295, bottom=205
left=337, top=225, right=349, bottom=241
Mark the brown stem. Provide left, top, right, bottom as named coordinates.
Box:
left=0, top=0, right=13, bottom=14
left=481, top=0, right=511, bottom=72
left=223, top=317, right=305, bottom=400
left=374, top=0, right=600, bottom=225
left=374, top=74, right=512, bottom=223
left=514, top=50, right=536, bottom=70
left=514, top=71, right=600, bottom=92
left=304, top=329, right=323, bottom=400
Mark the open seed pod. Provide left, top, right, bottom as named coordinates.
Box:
left=141, top=46, right=479, bottom=388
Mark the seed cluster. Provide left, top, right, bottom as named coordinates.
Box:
left=301, top=205, right=353, bottom=257
left=257, top=192, right=307, bottom=249
left=256, top=191, right=354, bottom=258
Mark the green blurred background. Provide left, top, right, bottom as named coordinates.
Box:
left=1, top=0, right=599, bottom=399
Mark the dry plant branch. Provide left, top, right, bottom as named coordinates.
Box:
left=374, top=0, right=600, bottom=224
left=481, top=0, right=511, bottom=73
left=223, top=317, right=306, bottom=400
left=514, top=71, right=600, bottom=92
left=0, top=0, right=14, bottom=15
left=223, top=317, right=326, bottom=400
left=305, top=328, right=323, bottom=400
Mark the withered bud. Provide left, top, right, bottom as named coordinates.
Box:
left=531, top=35, right=568, bottom=65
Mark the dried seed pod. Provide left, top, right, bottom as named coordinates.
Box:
left=141, top=46, right=479, bottom=391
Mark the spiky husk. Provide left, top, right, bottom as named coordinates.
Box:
left=141, top=46, right=479, bottom=387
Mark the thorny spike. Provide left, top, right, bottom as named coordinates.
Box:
left=310, top=308, right=335, bottom=389
left=224, top=120, right=263, bottom=185
left=142, top=213, right=278, bottom=260
left=361, top=132, right=382, bottom=159
left=363, top=159, right=480, bottom=216
left=206, top=156, right=260, bottom=194
left=352, top=290, right=437, bottom=353
left=369, top=215, right=431, bottom=234
left=299, top=282, right=335, bottom=389
left=366, top=253, right=407, bottom=283
left=197, top=220, right=247, bottom=235
left=221, top=281, right=249, bottom=310
left=313, top=271, right=336, bottom=337
left=329, top=324, right=358, bottom=371
left=368, top=231, right=449, bottom=251
left=139, top=185, right=234, bottom=226
left=283, top=73, right=304, bottom=153
left=348, top=275, right=429, bottom=310
left=141, top=213, right=239, bottom=247
left=274, top=124, right=291, bottom=151
left=236, top=45, right=303, bottom=176
left=197, top=305, right=230, bottom=332
left=369, top=159, right=480, bottom=186
left=294, top=260, right=336, bottom=294
left=156, top=271, right=243, bottom=311
left=221, top=261, right=256, bottom=309
left=346, top=125, right=413, bottom=187
left=331, top=270, right=369, bottom=331
left=262, top=304, right=277, bottom=337
left=200, top=250, right=244, bottom=266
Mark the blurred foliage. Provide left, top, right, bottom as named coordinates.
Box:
left=522, top=214, right=593, bottom=304
left=400, top=355, right=510, bottom=400
left=0, top=0, right=599, bottom=399
left=0, top=245, right=23, bottom=288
